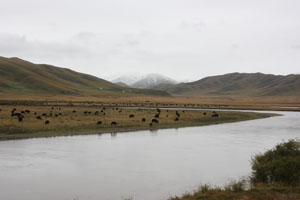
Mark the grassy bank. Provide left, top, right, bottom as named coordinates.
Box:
left=170, top=139, right=300, bottom=200
left=0, top=105, right=276, bottom=141
left=169, top=183, right=300, bottom=200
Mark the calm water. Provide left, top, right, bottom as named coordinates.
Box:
left=0, top=110, right=299, bottom=200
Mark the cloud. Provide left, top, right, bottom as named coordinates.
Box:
left=291, top=44, right=300, bottom=49
left=231, top=44, right=239, bottom=49
left=0, top=32, right=90, bottom=60
left=180, top=18, right=206, bottom=32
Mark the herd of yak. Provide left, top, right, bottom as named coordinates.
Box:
left=1, top=107, right=219, bottom=127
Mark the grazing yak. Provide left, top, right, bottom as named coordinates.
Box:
left=111, top=121, right=117, bottom=126
left=17, top=114, right=24, bottom=122
left=152, top=119, right=159, bottom=123
left=45, top=120, right=50, bottom=125
left=129, top=114, right=134, bottom=118
left=154, top=113, right=160, bottom=118
left=212, top=113, right=219, bottom=118
left=141, top=118, right=146, bottom=122
left=97, top=121, right=102, bottom=125
left=174, top=117, right=179, bottom=121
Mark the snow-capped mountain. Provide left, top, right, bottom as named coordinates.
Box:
left=111, top=73, right=178, bottom=90
left=111, top=73, right=143, bottom=86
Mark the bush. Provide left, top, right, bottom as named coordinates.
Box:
left=251, top=139, right=300, bottom=185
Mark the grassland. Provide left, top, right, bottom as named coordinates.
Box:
left=1, top=92, right=299, bottom=112
left=0, top=104, right=276, bottom=141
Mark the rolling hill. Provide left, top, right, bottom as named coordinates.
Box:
left=0, top=56, right=170, bottom=97
left=167, top=72, right=300, bottom=97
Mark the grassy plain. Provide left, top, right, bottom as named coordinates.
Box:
left=0, top=104, right=276, bottom=141
left=0, top=93, right=299, bottom=111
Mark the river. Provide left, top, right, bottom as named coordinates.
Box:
left=0, top=110, right=299, bottom=200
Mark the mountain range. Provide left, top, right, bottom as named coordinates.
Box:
left=1, top=56, right=299, bottom=98
left=167, top=72, right=300, bottom=97
left=0, top=57, right=169, bottom=97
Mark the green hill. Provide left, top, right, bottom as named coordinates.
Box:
left=0, top=56, right=170, bottom=97
left=168, top=72, right=300, bottom=97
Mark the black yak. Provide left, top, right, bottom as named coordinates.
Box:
left=212, top=113, right=219, bottom=118
left=152, top=119, right=159, bottom=123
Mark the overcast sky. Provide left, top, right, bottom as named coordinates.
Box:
left=0, top=0, right=299, bottom=81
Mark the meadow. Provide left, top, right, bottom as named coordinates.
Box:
left=0, top=103, right=275, bottom=140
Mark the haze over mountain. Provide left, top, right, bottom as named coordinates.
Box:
left=167, top=72, right=300, bottom=97
left=0, top=57, right=170, bottom=97
left=112, top=74, right=178, bottom=90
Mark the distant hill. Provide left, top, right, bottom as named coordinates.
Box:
left=167, top=72, right=300, bottom=97
left=0, top=57, right=170, bottom=96
left=113, top=73, right=178, bottom=90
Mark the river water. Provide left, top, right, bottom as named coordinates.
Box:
left=0, top=110, right=299, bottom=200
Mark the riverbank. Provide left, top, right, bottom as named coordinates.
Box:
left=169, top=183, right=300, bottom=200
left=0, top=105, right=277, bottom=141
left=170, top=139, right=300, bottom=200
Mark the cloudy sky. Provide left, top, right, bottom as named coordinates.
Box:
left=0, top=0, right=299, bottom=81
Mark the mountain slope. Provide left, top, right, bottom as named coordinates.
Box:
left=167, top=72, right=300, bottom=97
left=114, top=82, right=131, bottom=88
left=0, top=57, right=170, bottom=96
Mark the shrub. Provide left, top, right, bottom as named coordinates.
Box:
left=251, top=139, right=300, bottom=185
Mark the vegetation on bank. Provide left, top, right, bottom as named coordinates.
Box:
left=0, top=104, right=276, bottom=140
left=169, top=140, right=300, bottom=200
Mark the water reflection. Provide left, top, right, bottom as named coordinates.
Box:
left=110, top=132, right=118, bottom=138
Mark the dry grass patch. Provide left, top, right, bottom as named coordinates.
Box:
left=0, top=105, right=276, bottom=140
